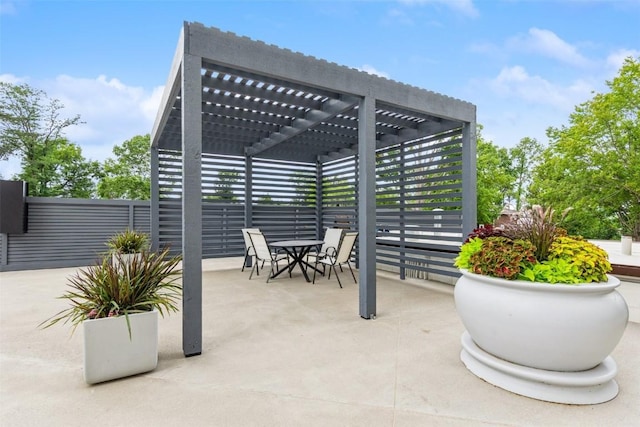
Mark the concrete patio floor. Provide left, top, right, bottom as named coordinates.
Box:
left=1, top=257, right=639, bottom=427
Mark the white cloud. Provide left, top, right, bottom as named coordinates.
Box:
left=43, top=74, right=163, bottom=156
left=0, top=73, right=28, bottom=84
left=0, top=74, right=164, bottom=177
left=488, top=65, right=593, bottom=111
left=605, top=48, right=640, bottom=76
left=359, top=65, right=390, bottom=78
left=397, top=0, right=479, bottom=18
left=507, top=28, right=590, bottom=67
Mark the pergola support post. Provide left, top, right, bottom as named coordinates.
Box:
left=358, top=94, right=376, bottom=319
left=461, top=121, right=477, bottom=238
left=315, top=160, right=323, bottom=239
left=150, top=145, right=160, bottom=252
left=244, top=156, right=253, bottom=268
left=399, top=143, right=406, bottom=280
left=181, top=51, right=203, bottom=357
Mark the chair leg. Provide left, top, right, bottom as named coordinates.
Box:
left=333, top=265, right=343, bottom=288
left=312, top=260, right=319, bottom=284
left=347, top=261, right=357, bottom=283
left=242, top=252, right=249, bottom=272
left=267, top=260, right=274, bottom=283
left=249, top=261, right=259, bottom=280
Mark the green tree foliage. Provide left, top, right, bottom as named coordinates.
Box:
left=17, top=138, right=100, bottom=198
left=476, top=126, right=514, bottom=225
left=0, top=82, right=98, bottom=197
left=291, top=170, right=316, bottom=206
left=209, top=170, right=240, bottom=202
left=508, top=137, right=542, bottom=210
left=529, top=57, right=640, bottom=239
left=376, top=148, right=401, bottom=206
left=98, top=134, right=151, bottom=200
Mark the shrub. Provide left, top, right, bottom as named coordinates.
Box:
left=106, top=229, right=149, bottom=254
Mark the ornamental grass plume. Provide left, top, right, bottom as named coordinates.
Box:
left=502, top=205, right=571, bottom=262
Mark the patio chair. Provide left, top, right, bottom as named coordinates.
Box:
left=306, top=227, right=343, bottom=265
left=312, top=231, right=358, bottom=288
left=247, top=231, right=290, bottom=283
left=241, top=228, right=261, bottom=272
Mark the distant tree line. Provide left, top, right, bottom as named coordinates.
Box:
left=1, top=56, right=638, bottom=239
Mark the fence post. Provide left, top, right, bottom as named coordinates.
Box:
left=1, top=234, right=7, bottom=268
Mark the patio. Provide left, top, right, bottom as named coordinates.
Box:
left=1, top=258, right=638, bottom=426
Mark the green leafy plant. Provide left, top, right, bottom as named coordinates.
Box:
left=106, top=229, right=149, bottom=254
left=466, top=237, right=536, bottom=280
left=546, top=236, right=611, bottom=283
left=454, top=237, right=483, bottom=270
left=40, top=246, right=182, bottom=336
left=455, top=205, right=613, bottom=284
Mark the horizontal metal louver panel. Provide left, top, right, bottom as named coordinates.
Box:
left=1, top=198, right=150, bottom=271
left=373, top=129, right=464, bottom=277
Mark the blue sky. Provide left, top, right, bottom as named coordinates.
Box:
left=1, top=0, right=639, bottom=178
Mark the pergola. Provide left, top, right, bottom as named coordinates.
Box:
left=151, top=22, right=476, bottom=357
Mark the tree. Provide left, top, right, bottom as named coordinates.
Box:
left=475, top=126, right=514, bottom=225
left=98, top=134, right=151, bottom=200
left=291, top=170, right=316, bottom=206
left=0, top=82, right=98, bottom=197
left=16, top=138, right=100, bottom=198
left=529, top=56, right=640, bottom=239
left=209, top=170, right=240, bottom=202
left=508, top=137, right=543, bottom=211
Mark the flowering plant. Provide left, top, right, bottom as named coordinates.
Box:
left=455, top=206, right=612, bottom=284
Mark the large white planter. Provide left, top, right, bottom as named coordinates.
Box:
left=83, top=310, right=158, bottom=384
left=454, top=270, right=629, bottom=404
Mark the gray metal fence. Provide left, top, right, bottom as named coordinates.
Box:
left=0, top=197, right=150, bottom=272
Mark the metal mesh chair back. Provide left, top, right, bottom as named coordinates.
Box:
left=335, top=232, right=358, bottom=264
left=247, top=231, right=272, bottom=262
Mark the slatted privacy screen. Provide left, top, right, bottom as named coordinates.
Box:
left=158, top=150, right=319, bottom=256
left=322, top=157, right=358, bottom=231
left=0, top=198, right=149, bottom=271
left=373, top=128, right=464, bottom=279
left=251, top=158, right=316, bottom=207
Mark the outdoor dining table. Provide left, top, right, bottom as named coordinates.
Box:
left=269, top=239, right=324, bottom=282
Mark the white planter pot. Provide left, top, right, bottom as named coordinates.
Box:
left=621, top=235, right=632, bottom=256
left=112, top=252, right=142, bottom=269
left=454, top=270, right=629, bottom=404
left=83, top=310, right=158, bottom=384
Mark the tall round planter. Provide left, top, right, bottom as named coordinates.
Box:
left=454, top=270, right=629, bottom=404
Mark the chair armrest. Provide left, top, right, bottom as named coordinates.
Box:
left=324, top=246, right=337, bottom=257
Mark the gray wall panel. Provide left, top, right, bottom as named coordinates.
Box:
left=1, top=198, right=150, bottom=272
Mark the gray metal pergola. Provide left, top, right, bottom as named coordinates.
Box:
left=151, top=22, right=476, bottom=357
